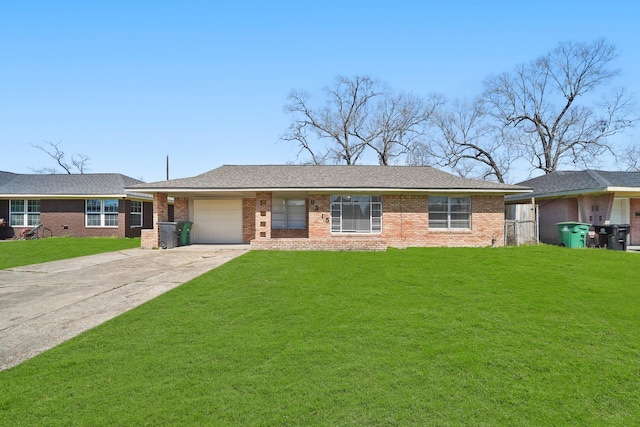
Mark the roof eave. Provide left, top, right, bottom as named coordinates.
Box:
left=0, top=193, right=151, bottom=199
left=605, top=186, right=640, bottom=193
left=127, top=186, right=531, bottom=194
left=507, top=187, right=609, bottom=201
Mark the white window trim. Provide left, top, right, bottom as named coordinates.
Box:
left=9, top=199, right=41, bottom=227
left=330, top=195, right=382, bottom=234
left=428, top=196, right=471, bottom=230
left=130, top=200, right=143, bottom=228
left=86, top=199, right=119, bottom=228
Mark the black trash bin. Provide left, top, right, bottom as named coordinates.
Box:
left=596, top=224, right=630, bottom=250
left=158, top=222, right=180, bottom=249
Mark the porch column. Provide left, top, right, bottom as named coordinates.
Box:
left=255, top=192, right=272, bottom=240
left=141, top=192, right=169, bottom=248
left=174, top=197, right=189, bottom=222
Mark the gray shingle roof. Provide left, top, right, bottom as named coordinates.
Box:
left=0, top=172, right=146, bottom=197
left=130, top=165, right=529, bottom=193
left=0, top=171, right=17, bottom=187
left=507, top=170, right=640, bottom=201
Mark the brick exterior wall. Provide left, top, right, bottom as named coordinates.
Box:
left=142, top=192, right=169, bottom=248
left=134, top=192, right=507, bottom=250
left=578, top=194, right=613, bottom=225
left=537, top=198, right=579, bottom=245
left=248, top=193, right=506, bottom=250
left=255, top=192, right=272, bottom=240
left=242, top=198, right=256, bottom=244
left=174, top=197, right=189, bottom=222
left=251, top=237, right=388, bottom=251
left=271, top=229, right=309, bottom=238
left=42, top=200, right=86, bottom=237
left=308, top=194, right=331, bottom=239
left=381, top=195, right=428, bottom=247
left=0, top=198, right=155, bottom=240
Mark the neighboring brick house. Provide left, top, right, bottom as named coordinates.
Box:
left=129, top=165, right=529, bottom=250
left=506, top=170, right=640, bottom=246
left=0, top=172, right=161, bottom=239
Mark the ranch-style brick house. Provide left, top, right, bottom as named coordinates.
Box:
left=0, top=171, right=160, bottom=240
left=506, top=170, right=640, bottom=246
left=129, top=165, right=530, bottom=250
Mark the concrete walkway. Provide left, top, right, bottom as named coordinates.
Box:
left=0, top=245, right=249, bottom=371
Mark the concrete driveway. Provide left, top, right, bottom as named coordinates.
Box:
left=0, top=245, right=248, bottom=371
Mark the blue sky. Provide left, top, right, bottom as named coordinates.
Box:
left=1, top=0, right=638, bottom=183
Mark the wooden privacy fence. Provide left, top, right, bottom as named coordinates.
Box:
left=505, top=203, right=538, bottom=246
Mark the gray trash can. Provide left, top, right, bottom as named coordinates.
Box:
left=158, top=222, right=180, bottom=249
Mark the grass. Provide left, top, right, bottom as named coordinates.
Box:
left=1, top=246, right=639, bottom=425
left=0, top=237, right=140, bottom=269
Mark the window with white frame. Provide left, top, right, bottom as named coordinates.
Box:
left=10, top=199, right=41, bottom=226
left=428, top=196, right=471, bottom=229
left=130, top=201, right=143, bottom=227
left=86, top=199, right=119, bottom=227
left=331, top=195, right=382, bottom=233
left=272, top=198, right=306, bottom=229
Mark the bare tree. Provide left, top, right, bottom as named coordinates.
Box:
left=71, top=153, right=90, bottom=173
left=483, top=39, right=637, bottom=174
left=622, top=143, right=640, bottom=171
left=282, top=75, right=440, bottom=165
left=366, top=92, right=443, bottom=165
left=426, top=99, right=517, bottom=183
left=31, top=141, right=90, bottom=174
left=283, top=75, right=381, bottom=165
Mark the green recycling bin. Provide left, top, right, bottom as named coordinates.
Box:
left=556, top=222, right=591, bottom=248
left=179, top=221, right=193, bottom=246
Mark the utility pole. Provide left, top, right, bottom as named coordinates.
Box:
left=166, top=155, right=169, bottom=180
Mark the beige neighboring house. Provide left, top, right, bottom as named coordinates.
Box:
left=506, top=170, right=640, bottom=246
left=129, top=164, right=530, bottom=250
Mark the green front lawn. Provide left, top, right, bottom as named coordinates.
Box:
left=1, top=246, right=638, bottom=425
left=0, top=237, right=140, bottom=269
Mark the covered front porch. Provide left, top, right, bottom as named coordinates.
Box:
left=140, top=191, right=392, bottom=251
left=141, top=191, right=314, bottom=249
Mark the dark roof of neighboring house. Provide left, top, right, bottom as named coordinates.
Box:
left=0, top=171, right=17, bottom=186
left=506, top=170, right=640, bottom=202
left=129, top=164, right=530, bottom=194
left=0, top=172, right=148, bottom=198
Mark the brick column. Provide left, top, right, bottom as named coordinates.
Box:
left=174, top=197, right=189, bottom=222
left=243, top=198, right=256, bottom=243
left=255, top=192, right=272, bottom=240
left=141, top=192, right=169, bottom=248
left=308, top=194, right=331, bottom=239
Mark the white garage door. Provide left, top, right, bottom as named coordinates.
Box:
left=193, top=199, right=243, bottom=244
